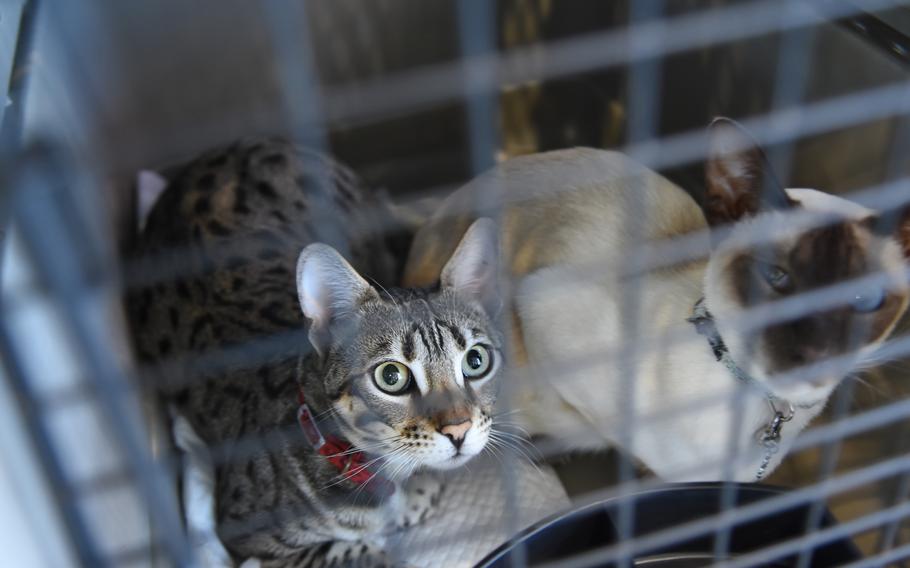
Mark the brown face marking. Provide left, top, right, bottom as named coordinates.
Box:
left=897, top=207, right=910, bottom=259
left=729, top=222, right=904, bottom=374
left=789, top=223, right=865, bottom=287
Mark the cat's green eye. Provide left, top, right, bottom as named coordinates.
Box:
left=373, top=361, right=412, bottom=394
left=462, top=344, right=492, bottom=379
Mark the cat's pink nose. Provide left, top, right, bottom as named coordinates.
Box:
left=440, top=420, right=472, bottom=450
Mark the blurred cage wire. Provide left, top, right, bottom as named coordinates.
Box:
left=6, top=0, right=910, bottom=567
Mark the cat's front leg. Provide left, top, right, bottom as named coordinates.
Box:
left=394, top=472, right=444, bottom=530
left=257, top=540, right=411, bottom=568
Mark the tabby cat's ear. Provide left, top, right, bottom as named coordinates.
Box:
left=440, top=218, right=500, bottom=312
left=703, top=117, right=794, bottom=227
left=296, top=244, right=377, bottom=356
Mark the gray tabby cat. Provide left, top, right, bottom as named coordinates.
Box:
left=129, top=138, right=502, bottom=566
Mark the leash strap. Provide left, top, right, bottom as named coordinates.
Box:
left=687, top=298, right=815, bottom=480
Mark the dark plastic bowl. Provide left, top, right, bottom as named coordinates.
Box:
left=476, top=483, right=862, bottom=567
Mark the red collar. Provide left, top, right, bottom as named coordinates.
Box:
left=297, top=389, right=395, bottom=498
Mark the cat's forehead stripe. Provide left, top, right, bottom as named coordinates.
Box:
left=366, top=337, right=393, bottom=361
left=419, top=321, right=439, bottom=353
left=401, top=330, right=415, bottom=362
left=438, top=320, right=466, bottom=350
left=430, top=321, right=446, bottom=353
left=406, top=320, right=455, bottom=361
left=416, top=325, right=434, bottom=355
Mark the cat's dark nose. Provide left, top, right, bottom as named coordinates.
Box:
left=791, top=345, right=826, bottom=366
left=802, top=346, right=825, bottom=361
left=440, top=420, right=472, bottom=450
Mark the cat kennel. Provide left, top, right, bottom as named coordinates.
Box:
left=3, top=0, right=910, bottom=566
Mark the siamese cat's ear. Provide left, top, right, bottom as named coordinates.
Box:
left=704, top=117, right=794, bottom=226
left=441, top=218, right=500, bottom=312
left=296, top=244, right=378, bottom=356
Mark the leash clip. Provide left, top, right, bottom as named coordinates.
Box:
left=761, top=399, right=795, bottom=446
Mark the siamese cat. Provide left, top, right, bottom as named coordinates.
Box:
left=403, top=118, right=910, bottom=481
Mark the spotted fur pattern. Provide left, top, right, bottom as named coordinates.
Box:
left=128, top=138, right=501, bottom=565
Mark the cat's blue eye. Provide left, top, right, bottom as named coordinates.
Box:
left=760, top=263, right=791, bottom=293
left=852, top=289, right=885, bottom=313
left=373, top=361, right=412, bottom=394
left=462, top=344, right=492, bottom=379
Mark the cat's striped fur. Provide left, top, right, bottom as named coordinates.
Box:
left=129, top=138, right=501, bottom=566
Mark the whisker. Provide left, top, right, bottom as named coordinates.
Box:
left=351, top=451, right=413, bottom=505
left=386, top=457, right=413, bottom=483
left=321, top=445, right=406, bottom=491
left=311, top=406, right=338, bottom=420
left=493, top=421, right=533, bottom=438
left=350, top=456, right=399, bottom=504
left=349, top=453, right=406, bottom=505
left=487, top=437, right=532, bottom=470
left=323, top=440, right=397, bottom=459
left=846, top=373, right=889, bottom=398
left=491, top=427, right=538, bottom=449
left=489, top=431, right=544, bottom=465
left=483, top=441, right=507, bottom=468
left=368, top=276, right=403, bottom=316
left=493, top=409, right=522, bottom=418
left=487, top=434, right=543, bottom=474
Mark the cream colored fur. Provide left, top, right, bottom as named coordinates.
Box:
left=405, top=148, right=906, bottom=481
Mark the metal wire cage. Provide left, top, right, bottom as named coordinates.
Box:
left=3, top=0, right=910, bottom=566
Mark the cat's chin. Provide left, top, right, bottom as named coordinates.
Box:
left=425, top=452, right=479, bottom=471
left=765, top=376, right=839, bottom=405
left=743, top=354, right=843, bottom=405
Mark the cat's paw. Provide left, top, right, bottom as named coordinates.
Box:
left=396, top=472, right=444, bottom=529
left=261, top=541, right=407, bottom=568
left=332, top=541, right=409, bottom=568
